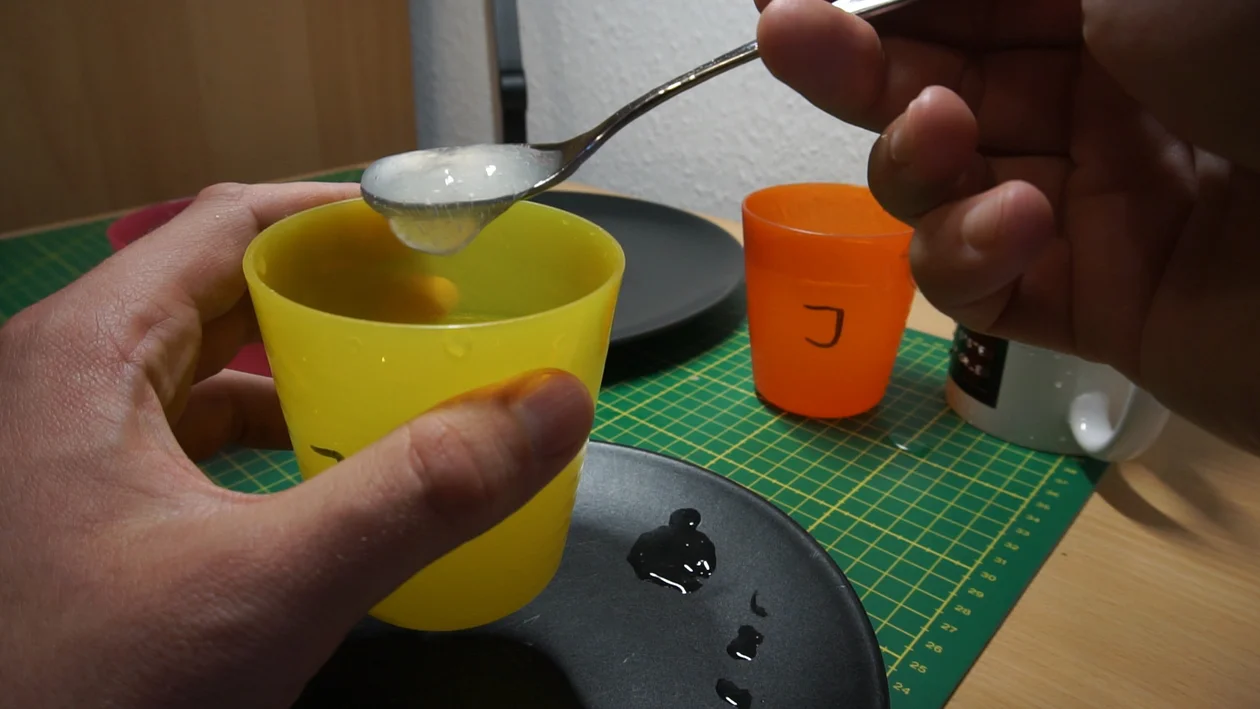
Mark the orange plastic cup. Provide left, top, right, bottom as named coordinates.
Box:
left=742, top=183, right=915, bottom=418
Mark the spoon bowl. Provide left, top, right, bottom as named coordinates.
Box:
left=362, top=144, right=563, bottom=253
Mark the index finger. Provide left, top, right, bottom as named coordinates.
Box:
left=755, top=0, right=1079, bottom=46
left=92, top=181, right=361, bottom=325
left=755, top=0, right=1080, bottom=145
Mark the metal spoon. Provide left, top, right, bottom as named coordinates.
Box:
left=361, top=0, right=918, bottom=254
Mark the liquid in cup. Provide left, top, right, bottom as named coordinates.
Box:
left=742, top=183, right=915, bottom=419
left=242, top=198, right=624, bottom=631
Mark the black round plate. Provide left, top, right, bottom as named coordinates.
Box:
left=296, top=442, right=889, bottom=709
left=527, top=191, right=746, bottom=345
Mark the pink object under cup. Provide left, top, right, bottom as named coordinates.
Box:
left=106, top=197, right=272, bottom=377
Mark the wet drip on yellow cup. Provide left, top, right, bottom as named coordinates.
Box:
left=242, top=198, right=624, bottom=631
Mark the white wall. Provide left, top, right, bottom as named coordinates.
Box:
left=409, top=0, right=498, bottom=149
left=412, top=0, right=876, bottom=222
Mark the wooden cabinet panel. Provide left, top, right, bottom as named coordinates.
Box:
left=0, top=0, right=416, bottom=232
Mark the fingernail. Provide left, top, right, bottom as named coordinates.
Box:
left=509, top=370, right=594, bottom=466
left=961, top=194, right=1002, bottom=252
left=887, top=94, right=926, bottom=164
left=887, top=121, right=911, bottom=164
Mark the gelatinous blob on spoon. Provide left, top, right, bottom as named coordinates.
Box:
left=361, top=145, right=560, bottom=255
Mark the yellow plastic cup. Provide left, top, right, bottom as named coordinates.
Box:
left=242, top=197, right=624, bottom=631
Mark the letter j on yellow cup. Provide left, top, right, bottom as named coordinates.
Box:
left=242, top=197, right=625, bottom=631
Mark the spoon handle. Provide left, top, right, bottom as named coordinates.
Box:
left=576, top=39, right=761, bottom=159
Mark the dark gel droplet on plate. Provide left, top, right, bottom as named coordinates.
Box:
left=749, top=591, right=768, bottom=617
left=626, top=508, right=715, bottom=594
left=715, top=678, right=752, bottom=708
left=726, top=625, right=764, bottom=661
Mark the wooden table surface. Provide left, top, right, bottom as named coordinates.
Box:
left=6, top=176, right=1259, bottom=708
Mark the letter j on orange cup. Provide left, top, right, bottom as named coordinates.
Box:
left=742, top=183, right=915, bottom=419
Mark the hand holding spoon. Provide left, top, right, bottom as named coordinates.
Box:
left=361, top=0, right=918, bottom=255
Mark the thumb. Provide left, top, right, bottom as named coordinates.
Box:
left=245, top=369, right=594, bottom=630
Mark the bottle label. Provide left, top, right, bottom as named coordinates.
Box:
left=948, top=326, right=1008, bottom=408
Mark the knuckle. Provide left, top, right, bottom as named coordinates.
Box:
left=80, top=290, right=201, bottom=405
left=400, top=405, right=529, bottom=523
left=192, top=182, right=264, bottom=236
left=410, top=415, right=492, bottom=496
left=195, top=181, right=250, bottom=205
left=114, top=292, right=197, bottom=369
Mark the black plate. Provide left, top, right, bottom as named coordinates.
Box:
left=527, top=191, right=746, bottom=345
left=296, top=442, right=888, bottom=709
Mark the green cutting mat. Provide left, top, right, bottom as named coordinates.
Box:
left=0, top=173, right=1103, bottom=709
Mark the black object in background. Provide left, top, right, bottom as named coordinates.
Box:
left=490, top=0, right=527, bottom=144
left=948, top=324, right=1009, bottom=408
left=528, top=191, right=747, bottom=348
left=295, top=442, right=888, bottom=709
